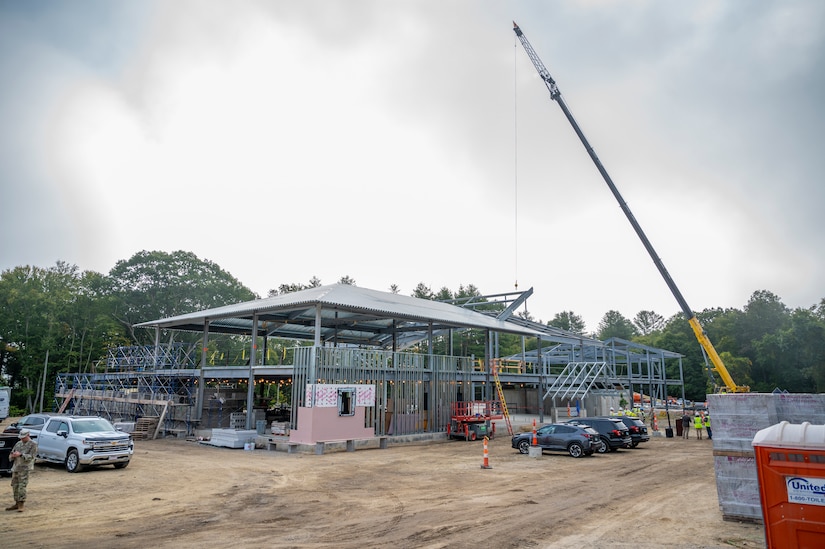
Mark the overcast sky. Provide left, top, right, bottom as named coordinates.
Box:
left=2, top=1, right=823, bottom=332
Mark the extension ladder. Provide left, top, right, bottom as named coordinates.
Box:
left=493, top=362, right=513, bottom=436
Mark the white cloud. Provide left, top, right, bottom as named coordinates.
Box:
left=2, top=1, right=823, bottom=333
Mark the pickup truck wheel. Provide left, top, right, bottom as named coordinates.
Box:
left=113, top=461, right=129, bottom=469
left=66, top=449, right=84, bottom=473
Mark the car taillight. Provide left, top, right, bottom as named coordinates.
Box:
left=611, top=430, right=621, bottom=436
left=631, top=426, right=640, bottom=433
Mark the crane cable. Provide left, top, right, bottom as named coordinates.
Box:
left=513, top=33, right=519, bottom=293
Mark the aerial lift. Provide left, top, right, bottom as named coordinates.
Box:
left=513, top=22, right=749, bottom=393
left=447, top=401, right=503, bottom=441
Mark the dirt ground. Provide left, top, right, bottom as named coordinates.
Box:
left=0, top=416, right=766, bottom=549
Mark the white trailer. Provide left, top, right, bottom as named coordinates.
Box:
left=0, top=387, right=10, bottom=420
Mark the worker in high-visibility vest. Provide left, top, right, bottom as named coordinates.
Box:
left=694, top=413, right=704, bottom=440
left=704, top=414, right=712, bottom=440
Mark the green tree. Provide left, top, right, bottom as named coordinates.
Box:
left=736, top=290, right=789, bottom=354
left=713, top=351, right=753, bottom=393
left=434, top=287, right=453, bottom=301
left=654, top=313, right=709, bottom=400
left=735, top=290, right=791, bottom=389
left=269, top=276, right=322, bottom=296
left=548, top=311, right=586, bottom=334
left=632, top=310, right=664, bottom=336
left=597, top=310, right=637, bottom=341
left=63, top=269, right=130, bottom=373
left=0, top=265, right=53, bottom=409
left=751, top=307, right=824, bottom=393
left=411, top=282, right=433, bottom=300
left=0, top=262, right=125, bottom=412
left=109, top=250, right=256, bottom=343
left=699, top=307, right=742, bottom=355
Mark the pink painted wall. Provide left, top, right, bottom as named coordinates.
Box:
left=289, top=406, right=375, bottom=444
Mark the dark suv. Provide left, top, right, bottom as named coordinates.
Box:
left=3, top=413, right=53, bottom=441
left=608, top=416, right=650, bottom=448
left=512, top=423, right=603, bottom=458
left=564, top=417, right=632, bottom=453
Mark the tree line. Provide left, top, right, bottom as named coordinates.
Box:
left=1, top=250, right=823, bottom=412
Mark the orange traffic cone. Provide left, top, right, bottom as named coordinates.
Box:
left=532, top=419, right=537, bottom=446
left=481, top=436, right=492, bottom=469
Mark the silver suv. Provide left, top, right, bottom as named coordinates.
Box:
left=37, top=416, right=133, bottom=473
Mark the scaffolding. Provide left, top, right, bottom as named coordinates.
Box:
left=55, top=371, right=199, bottom=437
left=106, top=344, right=199, bottom=371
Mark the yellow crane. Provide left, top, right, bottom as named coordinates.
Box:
left=513, top=22, right=748, bottom=393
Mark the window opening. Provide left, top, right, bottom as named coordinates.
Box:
left=338, top=388, right=355, bottom=417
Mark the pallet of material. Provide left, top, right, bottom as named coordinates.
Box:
left=133, top=417, right=159, bottom=440
left=202, top=429, right=258, bottom=449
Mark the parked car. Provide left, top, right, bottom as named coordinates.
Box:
left=0, top=433, right=18, bottom=476
left=512, top=423, right=603, bottom=458
left=37, top=415, right=133, bottom=472
left=606, top=416, right=650, bottom=447
left=2, top=413, right=53, bottom=441
left=564, top=417, right=632, bottom=453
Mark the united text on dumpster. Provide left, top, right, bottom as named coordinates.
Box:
left=786, top=476, right=825, bottom=506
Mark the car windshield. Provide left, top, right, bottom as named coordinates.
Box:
left=72, top=419, right=115, bottom=433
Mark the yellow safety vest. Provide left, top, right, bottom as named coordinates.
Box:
left=694, top=416, right=703, bottom=429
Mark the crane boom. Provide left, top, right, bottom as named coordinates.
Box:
left=513, top=22, right=748, bottom=393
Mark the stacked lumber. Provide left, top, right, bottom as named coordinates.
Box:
left=133, top=417, right=159, bottom=440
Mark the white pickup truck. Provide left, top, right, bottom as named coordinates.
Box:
left=37, top=415, right=134, bottom=473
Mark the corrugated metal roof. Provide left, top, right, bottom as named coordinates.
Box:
left=135, top=284, right=543, bottom=346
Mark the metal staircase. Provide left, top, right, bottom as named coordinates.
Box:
left=543, top=362, right=610, bottom=401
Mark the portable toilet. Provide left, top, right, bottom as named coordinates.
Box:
left=752, top=421, right=825, bottom=548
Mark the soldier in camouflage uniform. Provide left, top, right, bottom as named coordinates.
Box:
left=6, top=428, right=37, bottom=512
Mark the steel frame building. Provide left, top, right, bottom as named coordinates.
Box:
left=54, top=285, right=683, bottom=438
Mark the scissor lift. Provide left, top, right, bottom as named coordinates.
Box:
left=447, top=401, right=503, bottom=441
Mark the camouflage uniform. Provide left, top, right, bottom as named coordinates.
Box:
left=10, top=438, right=37, bottom=504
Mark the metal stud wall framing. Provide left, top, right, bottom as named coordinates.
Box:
left=292, top=346, right=474, bottom=436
